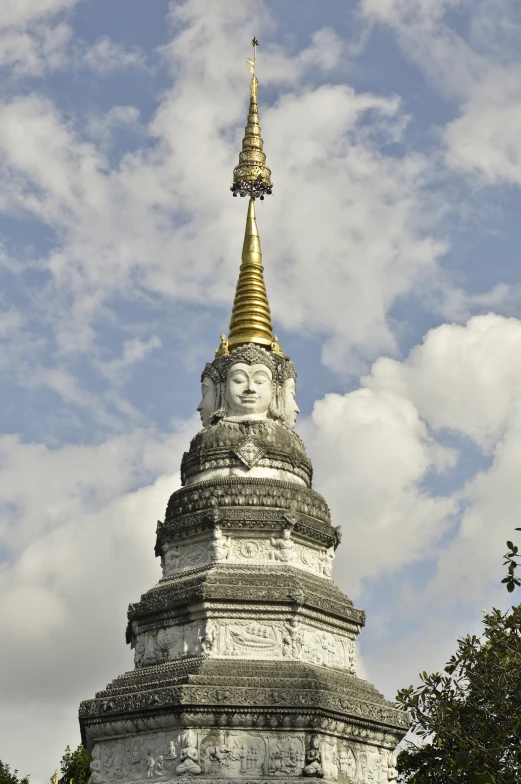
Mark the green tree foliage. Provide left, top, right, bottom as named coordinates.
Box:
left=0, top=762, right=29, bottom=784
left=396, top=534, right=521, bottom=783
left=503, top=528, right=521, bottom=593
left=57, top=745, right=91, bottom=784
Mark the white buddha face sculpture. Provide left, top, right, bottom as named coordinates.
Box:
left=225, top=362, right=273, bottom=419
left=197, top=375, right=217, bottom=427
left=282, top=377, right=300, bottom=427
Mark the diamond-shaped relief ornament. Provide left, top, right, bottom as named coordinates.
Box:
left=234, top=437, right=265, bottom=469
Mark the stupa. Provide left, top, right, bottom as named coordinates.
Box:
left=79, top=40, right=409, bottom=784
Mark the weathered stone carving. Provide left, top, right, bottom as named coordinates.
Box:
left=269, top=528, right=294, bottom=563
left=303, top=736, right=324, bottom=777
left=198, top=373, right=219, bottom=428
left=214, top=526, right=232, bottom=562
left=160, top=530, right=337, bottom=581
left=88, top=745, right=102, bottom=783
left=181, top=419, right=312, bottom=487
left=337, top=744, right=357, bottom=778
left=318, top=546, right=335, bottom=578
left=85, top=728, right=402, bottom=783
left=176, top=730, right=202, bottom=775
left=281, top=377, right=299, bottom=428
left=164, top=477, right=331, bottom=527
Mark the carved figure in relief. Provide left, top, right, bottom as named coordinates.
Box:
left=338, top=746, right=356, bottom=778
left=359, top=751, right=368, bottom=782
left=201, top=623, right=216, bottom=654
left=147, top=754, right=155, bottom=778
left=225, top=362, right=273, bottom=420
left=144, top=630, right=159, bottom=664
left=198, top=374, right=218, bottom=427
left=213, top=526, right=232, bottom=561
left=88, top=746, right=102, bottom=784
left=268, top=741, right=299, bottom=775
left=269, top=527, right=294, bottom=562
left=164, top=544, right=182, bottom=574
left=134, top=635, right=146, bottom=668
left=282, top=617, right=303, bottom=658
left=156, top=626, right=176, bottom=660
left=228, top=621, right=276, bottom=651
left=176, top=731, right=202, bottom=775
left=155, top=756, right=164, bottom=775
left=321, top=632, right=337, bottom=666
left=131, top=745, right=142, bottom=766
left=303, top=736, right=324, bottom=778
left=240, top=540, right=261, bottom=559
left=200, top=732, right=232, bottom=773
left=281, top=376, right=300, bottom=428
left=319, top=546, right=335, bottom=578
left=166, top=740, right=178, bottom=760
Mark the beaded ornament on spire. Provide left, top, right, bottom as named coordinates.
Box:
left=230, top=37, right=273, bottom=200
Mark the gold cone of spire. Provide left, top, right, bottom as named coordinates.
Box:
left=228, top=197, right=273, bottom=350
left=216, top=38, right=282, bottom=356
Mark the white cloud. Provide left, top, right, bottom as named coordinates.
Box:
left=0, top=0, right=75, bottom=30
left=99, top=335, right=162, bottom=386
left=301, top=382, right=456, bottom=594
left=359, top=0, right=521, bottom=187
left=81, top=36, right=146, bottom=74
left=0, top=0, right=76, bottom=76
left=444, top=67, right=521, bottom=184
left=0, top=20, right=72, bottom=75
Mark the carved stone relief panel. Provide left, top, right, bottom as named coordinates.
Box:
left=162, top=537, right=213, bottom=577
left=89, top=731, right=180, bottom=782
left=199, top=730, right=306, bottom=778
left=134, top=616, right=356, bottom=673
left=162, top=532, right=335, bottom=580
left=218, top=620, right=281, bottom=658
left=134, top=622, right=204, bottom=668
left=90, top=730, right=311, bottom=781
left=299, top=627, right=356, bottom=673
left=331, top=741, right=398, bottom=783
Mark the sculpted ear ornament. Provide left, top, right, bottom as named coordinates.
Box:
left=268, top=404, right=285, bottom=422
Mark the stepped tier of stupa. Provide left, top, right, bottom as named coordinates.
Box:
left=79, top=39, right=409, bottom=784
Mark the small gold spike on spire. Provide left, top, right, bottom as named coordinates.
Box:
left=231, top=37, right=273, bottom=200
left=227, top=198, right=273, bottom=350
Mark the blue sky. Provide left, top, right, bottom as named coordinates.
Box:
left=2, top=0, right=521, bottom=778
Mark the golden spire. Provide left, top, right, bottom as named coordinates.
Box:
left=217, top=39, right=282, bottom=356
left=231, top=37, right=273, bottom=200
left=227, top=197, right=273, bottom=350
